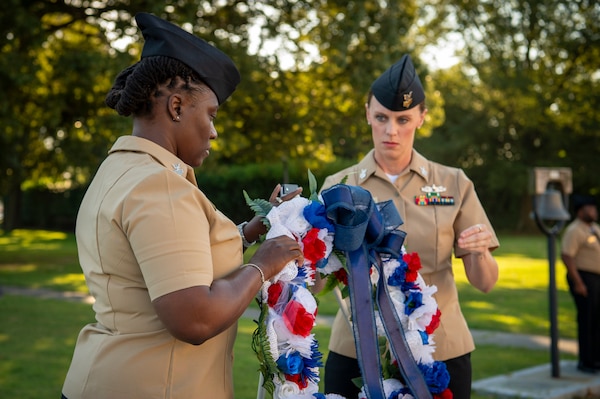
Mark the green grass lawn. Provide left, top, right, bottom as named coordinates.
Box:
left=0, top=229, right=579, bottom=398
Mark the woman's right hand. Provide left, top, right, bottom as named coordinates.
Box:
left=248, top=235, right=303, bottom=280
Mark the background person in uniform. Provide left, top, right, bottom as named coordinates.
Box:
left=319, top=54, right=499, bottom=399
left=561, top=195, right=600, bottom=374
left=61, top=13, right=303, bottom=399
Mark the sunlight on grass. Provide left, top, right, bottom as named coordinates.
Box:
left=49, top=274, right=87, bottom=289
left=452, top=251, right=575, bottom=337
left=481, top=313, right=524, bottom=326
left=0, top=229, right=68, bottom=251
left=0, top=232, right=584, bottom=398
left=464, top=301, right=494, bottom=310
left=454, top=255, right=569, bottom=291
left=0, top=263, right=37, bottom=271
left=237, top=321, right=259, bottom=335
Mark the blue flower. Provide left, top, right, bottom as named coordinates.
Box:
left=418, top=361, right=450, bottom=394
left=303, top=201, right=335, bottom=231
left=387, top=262, right=407, bottom=286
left=305, top=340, right=324, bottom=369
left=277, top=352, right=304, bottom=375
left=390, top=387, right=411, bottom=398
left=404, top=291, right=423, bottom=315
left=315, top=257, right=329, bottom=270
left=402, top=280, right=419, bottom=291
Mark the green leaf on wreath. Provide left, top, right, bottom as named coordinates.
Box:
left=307, top=169, right=320, bottom=202
left=251, top=298, right=279, bottom=395
left=243, top=190, right=273, bottom=230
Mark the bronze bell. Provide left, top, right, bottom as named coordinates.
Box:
left=535, top=189, right=570, bottom=221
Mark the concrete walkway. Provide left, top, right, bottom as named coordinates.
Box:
left=3, top=285, right=600, bottom=398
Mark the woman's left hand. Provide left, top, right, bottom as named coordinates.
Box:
left=457, top=224, right=491, bottom=255
left=268, top=184, right=303, bottom=206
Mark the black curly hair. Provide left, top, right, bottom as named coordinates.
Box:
left=105, top=56, right=211, bottom=117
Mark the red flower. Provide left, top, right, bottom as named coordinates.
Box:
left=285, top=372, right=309, bottom=389
left=267, top=282, right=284, bottom=308
left=333, top=268, right=348, bottom=286
left=426, top=309, right=442, bottom=334
left=302, top=228, right=326, bottom=263
left=403, top=252, right=422, bottom=282
left=282, top=300, right=315, bottom=337
left=433, top=388, right=453, bottom=399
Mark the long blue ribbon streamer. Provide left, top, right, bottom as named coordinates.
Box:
left=322, top=184, right=433, bottom=399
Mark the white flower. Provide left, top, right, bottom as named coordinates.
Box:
left=266, top=309, right=281, bottom=360
left=273, top=261, right=299, bottom=282
left=404, top=329, right=435, bottom=364
left=292, top=286, right=317, bottom=314
left=318, top=228, right=334, bottom=259
left=370, top=265, right=380, bottom=286
left=319, top=251, right=344, bottom=274
left=382, top=258, right=401, bottom=277
left=272, top=379, right=319, bottom=398
left=267, top=197, right=311, bottom=239
left=405, top=276, right=438, bottom=331
left=274, top=380, right=301, bottom=398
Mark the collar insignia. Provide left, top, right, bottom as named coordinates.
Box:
left=172, top=163, right=184, bottom=176
left=359, top=168, right=367, bottom=179
left=419, top=166, right=427, bottom=177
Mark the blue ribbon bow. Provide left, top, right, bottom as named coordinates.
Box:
left=322, top=184, right=433, bottom=399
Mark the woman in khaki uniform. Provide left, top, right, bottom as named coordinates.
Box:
left=321, top=54, right=499, bottom=399
left=61, top=13, right=303, bottom=399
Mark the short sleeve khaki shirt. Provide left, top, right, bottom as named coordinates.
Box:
left=561, top=219, right=600, bottom=274
left=62, top=136, right=243, bottom=399
left=322, top=149, right=499, bottom=361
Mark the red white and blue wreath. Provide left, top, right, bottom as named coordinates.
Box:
left=245, top=172, right=452, bottom=399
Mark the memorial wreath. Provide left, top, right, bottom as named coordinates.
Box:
left=244, top=172, right=452, bottom=399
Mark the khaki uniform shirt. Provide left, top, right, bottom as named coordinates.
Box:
left=322, top=149, right=499, bottom=361
left=63, top=136, right=243, bottom=399
left=561, top=219, right=600, bottom=274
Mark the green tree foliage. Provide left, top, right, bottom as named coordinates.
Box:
left=0, top=1, right=135, bottom=230
left=417, top=0, right=600, bottom=230
left=1, top=0, right=444, bottom=230
left=219, top=0, right=445, bottom=165
left=2, top=0, right=597, bottom=232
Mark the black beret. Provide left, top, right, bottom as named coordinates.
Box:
left=370, top=54, right=425, bottom=111
left=572, top=194, right=597, bottom=214
left=135, top=12, right=241, bottom=104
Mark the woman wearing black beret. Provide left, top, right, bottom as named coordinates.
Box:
left=320, top=54, right=500, bottom=399
left=61, top=13, right=303, bottom=399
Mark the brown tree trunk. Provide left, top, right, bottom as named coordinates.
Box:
left=2, top=182, right=22, bottom=232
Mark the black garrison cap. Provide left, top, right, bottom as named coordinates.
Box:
left=572, top=194, right=597, bottom=214
left=135, top=12, right=241, bottom=104
left=370, top=54, right=425, bottom=111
